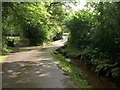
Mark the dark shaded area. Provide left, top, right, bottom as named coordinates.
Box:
left=22, top=24, right=46, bottom=46
left=53, top=32, right=63, bottom=41
left=70, top=58, right=118, bottom=88
left=7, top=39, right=14, bottom=47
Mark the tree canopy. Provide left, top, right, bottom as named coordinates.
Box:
left=2, top=2, right=66, bottom=46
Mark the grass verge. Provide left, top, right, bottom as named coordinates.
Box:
left=0, top=55, right=8, bottom=63
left=52, top=53, right=92, bottom=88
left=18, top=46, right=41, bottom=51
left=18, top=42, right=52, bottom=52
left=61, top=47, right=82, bottom=57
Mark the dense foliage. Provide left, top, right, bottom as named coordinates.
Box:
left=66, top=10, right=92, bottom=49
left=2, top=2, right=66, bottom=54
left=66, top=2, right=120, bottom=85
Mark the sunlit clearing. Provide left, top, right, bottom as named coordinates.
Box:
left=70, top=0, right=86, bottom=11
left=39, top=73, right=50, bottom=77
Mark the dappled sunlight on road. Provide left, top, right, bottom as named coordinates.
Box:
left=2, top=60, right=60, bottom=88
left=2, top=40, right=77, bottom=88
left=38, top=73, right=50, bottom=77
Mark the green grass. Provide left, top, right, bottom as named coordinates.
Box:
left=62, top=47, right=82, bottom=57
left=0, top=55, right=8, bottom=63
left=2, top=47, right=13, bottom=55
left=18, top=41, right=52, bottom=52
left=18, top=46, right=41, bottom=51
left=52, top=53, right=92, bottom=88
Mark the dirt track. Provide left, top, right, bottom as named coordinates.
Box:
left=2, top=40, right=78, bottom=88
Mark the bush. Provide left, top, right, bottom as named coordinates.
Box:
left=65, top=2, right=120, bottom=85
left=22, top=24, right=46, bottom=46
left=66, top=10, right=92, bottom=49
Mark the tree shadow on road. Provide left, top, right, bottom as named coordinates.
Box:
left=2, top=60, right=53, bottom=88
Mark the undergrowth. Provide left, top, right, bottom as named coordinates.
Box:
left=60, top=46, right=120, bottom=86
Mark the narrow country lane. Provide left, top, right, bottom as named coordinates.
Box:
left=2, top=40, right=78, bottom=88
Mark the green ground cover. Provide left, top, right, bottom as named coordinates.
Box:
left=52, top=53, right=92, bottom=88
